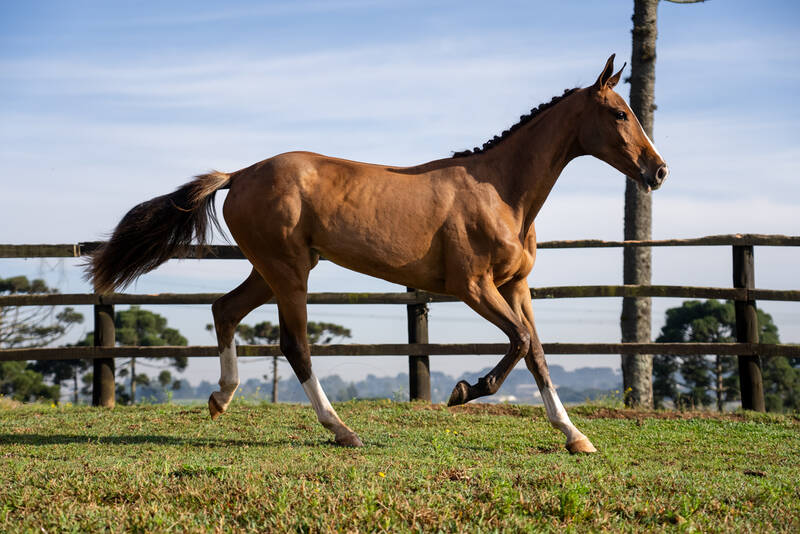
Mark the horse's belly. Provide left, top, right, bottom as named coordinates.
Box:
left=314, top=233, right=448, bottom=294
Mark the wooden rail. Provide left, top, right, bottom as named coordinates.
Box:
left=3, top=342, right=798, bottom=362
left=1, top=234, right=798, bottom=410
left=1, top=286, right=799, bottom=307
left=1, top=233, right=798, bottom=259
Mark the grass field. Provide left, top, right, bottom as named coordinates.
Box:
left=1, top=399, right=798, bottom=533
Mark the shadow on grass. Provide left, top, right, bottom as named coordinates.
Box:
left=0, top=433, right=373, bottom=449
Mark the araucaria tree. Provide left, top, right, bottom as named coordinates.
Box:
left=0, top=276, right=84, bottom=402
left=115, top=306, right=187, bottom=404
left=0, top=276, right=83, bottom=349
left=654, top=300, right=790, bottom=412
left=77, top=306, right=187, bottom=404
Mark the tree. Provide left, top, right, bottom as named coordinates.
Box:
left=336, top=382, right=359, bottom=402
left=206, top=320, right=351, bottom=402
left=0, top=276, right=83, bottom=349
left=654, top=300, right=790, bottom=412
left=30, top=335, right=92, bottom=404
left=655, top=300, right=737, bottom=410
left=114, top=306, right=187, bottom=404
left=73, top=306, right=187, bottom=404
left=0, top=276, right=84, bottom=402
left=763, top=355, right=800, bottom=413
left=0, top=361, right=60, bottom=402
left=622, top=0, right=706, bottom=407
left=158, top=370, right=174, bottom=389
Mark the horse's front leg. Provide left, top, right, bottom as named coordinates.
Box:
left=525, top=336, right=597, bottom=454
left=447, top=275, right=531, bottom=406
left=506, top=280, right=597, bottom=453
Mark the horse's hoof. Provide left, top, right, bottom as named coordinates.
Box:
left=566, top=437, right=597, bottom=454
left=208, top=394, right=224, bottom=420
left=447, top=380, right=470, bottom=407
left=335, top=432, right=364, bottom=448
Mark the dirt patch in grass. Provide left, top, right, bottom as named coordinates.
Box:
left=571, top=406, right=800, bottom=424
left=577, top=407, right=749, bottom=421
left=0, top=396, right=22, bottom=409
left=420, top=402, right=740, bottom=420
left=449, top=403, right=534, bottom=417
left=437, top=467, right=474, bottom=482
left=409, top=402, right=798, bottom=424
left=408, top=402, right=535, bottom=417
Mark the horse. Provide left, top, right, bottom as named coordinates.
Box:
left=88, top=55, right=668, bottom=453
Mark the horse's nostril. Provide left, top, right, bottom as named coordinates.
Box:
left=656, top=164, right=669, bottom=182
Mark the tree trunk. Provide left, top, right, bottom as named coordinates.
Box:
left=715, top=355, right=724, bottom=412
left=73, top=367, right=79, bottom=405
left=621, top=0, right=658, bottom=408
left=130, top=357, right=136, bottom=405
left=272, top=356, right=278, bottom=403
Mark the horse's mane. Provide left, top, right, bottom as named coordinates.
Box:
left=452, top=87, right=579, bottom=158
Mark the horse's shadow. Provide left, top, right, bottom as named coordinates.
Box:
left=0, top=433, right=374, bottom=449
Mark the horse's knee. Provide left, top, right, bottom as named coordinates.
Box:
left=513, top=332, right=531, bottom=359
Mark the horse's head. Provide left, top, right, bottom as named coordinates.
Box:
left=578, top=54, right=668, bottom=192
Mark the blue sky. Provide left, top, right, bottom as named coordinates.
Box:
left=1, top=1, right=799, bottom=387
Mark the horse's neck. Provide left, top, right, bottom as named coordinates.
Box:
left=484, top=102, right=584, bottom=234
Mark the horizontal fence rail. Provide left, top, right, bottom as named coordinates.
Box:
left=1, top=233, right=799, bottom=260
left=2, top=286, right=799, bottom=307
left=1, top=234, right=798, bottom=410
left=2, top=343, right=799, bottom=362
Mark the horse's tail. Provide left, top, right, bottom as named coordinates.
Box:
left=86, top=171, right=231, bottom=293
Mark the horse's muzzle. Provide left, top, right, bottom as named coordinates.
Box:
left=641, top=163, right=669, bottom=192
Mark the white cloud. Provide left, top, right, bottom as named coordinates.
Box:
left=114, top=0, right=396, bottom=28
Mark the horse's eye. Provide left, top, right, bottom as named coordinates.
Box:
left=615, top=110, right=627, bottom=121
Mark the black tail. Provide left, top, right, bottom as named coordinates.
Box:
left=87, top=171, right=231, bottom=293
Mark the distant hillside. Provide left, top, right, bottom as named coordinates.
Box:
left=167, top=364, right=621, bottom=405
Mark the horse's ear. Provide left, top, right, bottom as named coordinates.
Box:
left=593, top=54, right=616, bottom=90
left=606, top=62, right=626, bottom=90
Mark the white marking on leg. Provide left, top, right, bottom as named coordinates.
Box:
left=211, top=343, right=239, bottom=411
left=302, top=373, right=352, bottom=439
left=541, top=386, right=587, bottom=444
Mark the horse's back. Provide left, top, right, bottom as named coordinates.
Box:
left=221, top=151, right=461, bottom=288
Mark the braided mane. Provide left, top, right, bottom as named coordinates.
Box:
left=452, top=87, right=578, bottom=158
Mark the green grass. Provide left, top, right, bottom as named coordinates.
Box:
left=1, top=400, right=798, bottom=532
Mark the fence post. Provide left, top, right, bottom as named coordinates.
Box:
left=733, top=245, right=765, bottom=411
left=92, top=303, right=116, bottom=408
left=406, top=287, right=431, bottom=402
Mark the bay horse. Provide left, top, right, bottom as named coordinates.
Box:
left=88, top=55, right=667, bottom=453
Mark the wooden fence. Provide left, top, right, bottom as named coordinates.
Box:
left=1, top=234, right=799, bottom=410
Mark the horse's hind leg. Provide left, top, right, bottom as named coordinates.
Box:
left=505, top=280, right=596, bottom=453
left=255, top=256, right=363, bottom=447
left=208, top=268, right=273, bottom=419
